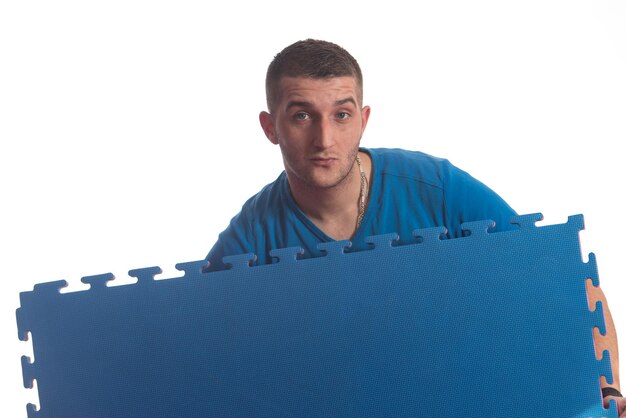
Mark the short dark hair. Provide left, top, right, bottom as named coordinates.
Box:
left=265, top=39, right=363, bottom=113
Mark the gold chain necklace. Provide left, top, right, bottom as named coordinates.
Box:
left=355, top=154, right=368, bottom=230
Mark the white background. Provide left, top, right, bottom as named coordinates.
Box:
left=1, top=1, right=624, bottom=415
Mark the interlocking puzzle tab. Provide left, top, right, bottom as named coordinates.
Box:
left=16, top=213, right=618, bottom=417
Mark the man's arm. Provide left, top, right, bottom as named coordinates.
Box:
left=586, top=281, right=626, bottom=415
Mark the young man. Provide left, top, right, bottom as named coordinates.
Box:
left=206, top=39, right=623, bottom=413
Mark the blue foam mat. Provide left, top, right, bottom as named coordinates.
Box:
left=16, top=213, right=617, bottom=417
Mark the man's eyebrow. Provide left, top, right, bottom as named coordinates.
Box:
left=285, top=100, right=311, bottom=110
left=335, top=97, right=357, bottom=107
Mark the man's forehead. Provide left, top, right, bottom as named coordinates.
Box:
left=279, top=74, right=357, bottom=82
left=277, top=76, right=360, bottom=102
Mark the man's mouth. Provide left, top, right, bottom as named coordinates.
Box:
left=310, top=156, right=336, bottom=166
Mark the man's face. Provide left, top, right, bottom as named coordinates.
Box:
left=260, top=76, right=370, bottom=192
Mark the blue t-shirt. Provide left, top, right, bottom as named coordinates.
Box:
left=206, top=148, right=517, bottom=271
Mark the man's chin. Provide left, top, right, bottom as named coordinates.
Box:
left=304, top=174, right=350, bottom=191
left=287, top=165, right=353, bottom=192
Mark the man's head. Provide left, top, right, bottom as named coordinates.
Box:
left=265, top=39, right=363, bottom=114
left=259, top=40, right=370, bottom=195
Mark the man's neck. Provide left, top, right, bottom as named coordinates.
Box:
left=288, top=151, right=372, bottom=240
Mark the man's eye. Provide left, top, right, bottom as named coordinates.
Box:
left=295, top=112, right=309, bottom=120
left=337, top=112, right=350, bottom=120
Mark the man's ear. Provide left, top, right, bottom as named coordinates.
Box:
left=360, top=105, right=371, bottom=135
left=259, top=111, right=278, bottom=144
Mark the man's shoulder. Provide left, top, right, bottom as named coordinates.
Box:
left=366, top=147, right=455, bottom=186
left=368, top=147, right=448, bottom=163
left=236, top=172, right=289, bottom=219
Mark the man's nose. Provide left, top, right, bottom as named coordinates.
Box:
left=313, top=117, right=334, bottom=149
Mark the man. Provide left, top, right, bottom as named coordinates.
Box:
left=206, top=38, right=624, bottom=414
